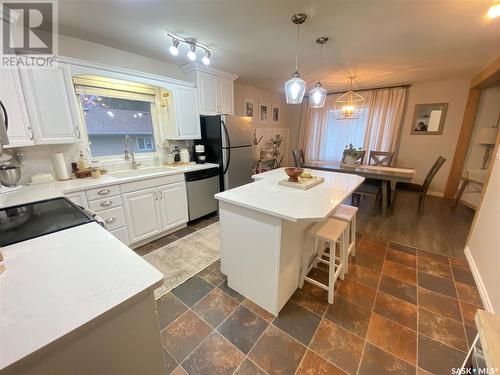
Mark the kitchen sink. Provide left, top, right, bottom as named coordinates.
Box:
left=109, top=167, right=173, bottom=179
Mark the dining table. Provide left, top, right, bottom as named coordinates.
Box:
left=302, top=161, right=416, bottom=216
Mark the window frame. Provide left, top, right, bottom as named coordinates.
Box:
left=74, top=82, right=162, bottom=162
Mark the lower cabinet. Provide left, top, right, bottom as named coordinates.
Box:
left=122, top=187, right=163, bottom=243
left=158, top=182, right=189, bottom=231
left=122, top=182, right=188, bottom=244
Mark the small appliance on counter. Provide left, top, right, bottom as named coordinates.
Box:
left=194, top=144, right=206, bottom=164
left=180, top=148, right=190, bottom=163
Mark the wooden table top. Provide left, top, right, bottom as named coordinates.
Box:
left=303, top=161, right=416, bottom=181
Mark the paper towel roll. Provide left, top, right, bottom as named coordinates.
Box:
left=51, top=152, right=69, bottom=181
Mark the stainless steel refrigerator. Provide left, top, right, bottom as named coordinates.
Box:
left=200, top=115, right=253, bottom=191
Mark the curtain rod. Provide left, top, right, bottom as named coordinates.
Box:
left=326, top=83, right=411, bottom=96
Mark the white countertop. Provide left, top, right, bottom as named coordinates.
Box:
left=0, top=163, right=219, bottom=208
left=0, top=222, right=164, bottom=370
left=215, top=168, right=364, bottom=222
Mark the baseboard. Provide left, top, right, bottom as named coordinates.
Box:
left=427, top=190, right=444, bottom=197
left=464, top=246, right=494, bottom=313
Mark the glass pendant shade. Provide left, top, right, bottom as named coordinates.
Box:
left=309, top=82, right=327, bottom=108
left=334, top=90, right=365, bottom=119
left=285, top=71, right=306, bottom=104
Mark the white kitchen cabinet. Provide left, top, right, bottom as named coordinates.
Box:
left=122, top=188, right=163, bottom=243
left=216, top=77, right=234, bottom=115
left=183, top=65, right=237, bottom=116
left=0, top=69, right=34, bottom=147
left=158, top=182, right=188, bottom=231
left=65, top=191, right=88, bottom=208
left=165, top=84, right=200, bottom=140
left=20, top=64, right=80, bottom=144
left=198, top=72, right=218, bottom=115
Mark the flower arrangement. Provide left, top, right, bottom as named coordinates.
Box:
left=343, top=143, right=364, bottom=164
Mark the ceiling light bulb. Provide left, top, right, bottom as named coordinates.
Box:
left=309, top=82, right=327, bottom=108
left=487, top=1, right=500, bottom=18
left=187, top=44, right=196, bottom=61
left=202, top=51, right=211, bottom=65
left=285, top=71, right=306, bottom=104
left=169, top=38, right=179, bottom=55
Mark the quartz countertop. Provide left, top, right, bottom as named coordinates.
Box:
left=215, top=168, right=364, bottom=222
left=0, top=163, right=219, bottom=208
left=475, top=309, right=500, bottom=370
left=0, top=222, right=164, bottom=370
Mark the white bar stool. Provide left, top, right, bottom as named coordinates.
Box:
left=299, top=218, right=349, bottom=304
left=330, top=204, right=358, bottom=273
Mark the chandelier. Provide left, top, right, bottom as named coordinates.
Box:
left=333, top=76, right=365, bottom=119
left=284, top=13, right=307, bottom=104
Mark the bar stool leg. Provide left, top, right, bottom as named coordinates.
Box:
left=328, top=240, right=336, bottom=304
left=352, top=214, right=357, bottom=256
left=344, top=225, right=350, bottom=274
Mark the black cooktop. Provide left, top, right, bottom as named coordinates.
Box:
left=0, top=197, right=96, bottom=246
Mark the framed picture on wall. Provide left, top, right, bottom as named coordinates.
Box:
left=243, top=98, right=255, bottom=117
left=272, top=104, right=280, bottom=123
left=259, top=103, right=270, bottom=124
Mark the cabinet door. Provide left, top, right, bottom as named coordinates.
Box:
left=0, top=69, right=34, bottom=147
left=65, top=191, right=88, bottom=209
left=217, top=77, right=234, bottom=115
left=172, top=85, right=201, bottom=139
left=21, top=65, right=80, bottom=144
left=197, top=72, right=218, bottom=115
left=158, top=182, right=188, bottom=231
left=122, top=188, right=162, bottom=243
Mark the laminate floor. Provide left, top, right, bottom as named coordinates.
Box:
left=356, top=194, right=475, bottom=259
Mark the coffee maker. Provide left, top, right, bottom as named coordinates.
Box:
left=194, top=144, right=206, bottom=164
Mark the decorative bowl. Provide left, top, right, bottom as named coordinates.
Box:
left=284, top=167, right=304, bottom=182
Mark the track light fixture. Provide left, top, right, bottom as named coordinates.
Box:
left=165, top=31, right=212, bottom=64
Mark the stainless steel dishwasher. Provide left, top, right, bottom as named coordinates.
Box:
left=185, top=167, right=220, bottom=222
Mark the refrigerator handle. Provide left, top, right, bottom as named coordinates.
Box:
left=222, top=120, right=231, bottom=174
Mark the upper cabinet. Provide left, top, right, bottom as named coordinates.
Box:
left=164, top=84, right=201, bottom=140
left=183, top=64, right=238, bottom=116
left=0, top=69, right=34, bottom=147
left=20, top=64, right=81, bottom=144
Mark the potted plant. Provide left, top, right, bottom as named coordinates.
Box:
left=342, top=144, right=364, bottom=165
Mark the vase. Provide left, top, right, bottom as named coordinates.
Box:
left=343, top=155, right=358, bottom=165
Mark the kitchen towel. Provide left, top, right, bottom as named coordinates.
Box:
left=51, top=152, right=69, bottom=181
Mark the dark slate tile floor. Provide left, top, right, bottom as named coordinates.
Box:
left=153, top=225, right=482, bottom=375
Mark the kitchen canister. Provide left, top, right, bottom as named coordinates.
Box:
left=51, top=152, right=69, bottom=181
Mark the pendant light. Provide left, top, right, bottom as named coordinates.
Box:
left=333, top=76, right=365, bottom=119
left=285, top=13, right=307, bottom=104
left=487, top=0, right=500, bottom=18
left=308, top=36, right=328, bottom=108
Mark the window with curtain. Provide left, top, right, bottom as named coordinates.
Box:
left=323, top=108, right=369, bottom=163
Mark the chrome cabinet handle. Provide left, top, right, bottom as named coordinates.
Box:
left=100, top=200, right=112, bottom=207
left=76, top=127, right=81, bottom=139
left=154, top=191, right=158, bottom=200
left=104, top=217, right=116, bottom=224
left=28, top=126, right=34, bottom=140
left=98, top=189, right=110, bottom=195
left=159, top=191, right=162, bottom=199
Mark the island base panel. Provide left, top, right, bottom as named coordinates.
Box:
left=219, top=201, right=315, bottom=316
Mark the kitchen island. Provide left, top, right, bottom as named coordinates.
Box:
left=214, top=168, right=364, bottom=315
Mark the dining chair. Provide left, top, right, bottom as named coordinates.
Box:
left=369, top=151, right=394, bottom=166
left=292, top=149, right=305, bottom=167
left=392, top=156, right=446, bottom=214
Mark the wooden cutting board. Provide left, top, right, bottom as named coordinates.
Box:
left=278, top=176, right=325, bottom=190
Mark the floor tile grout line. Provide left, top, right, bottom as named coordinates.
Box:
left=355, top=240, right=387, bottom=375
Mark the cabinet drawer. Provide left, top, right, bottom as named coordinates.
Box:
left=120, top=174, right=184, bottom=194
left=88, top=195, right=122, bottom=212
left=98, top=206, right=125, bottom=231
left=110, top=227, right=129, bottom=246
left=86, top=185, right=120, bottom=201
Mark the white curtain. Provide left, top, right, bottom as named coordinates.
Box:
left=363, top=87, right=407, bottom=156
left=299, top=87, right=407, bottom=163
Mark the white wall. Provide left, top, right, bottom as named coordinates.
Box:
left=58, top=34, right=186, bottom=80
left=464, top=87, right=500, bottom=170
left=467, top=146, right=500, bottom=312
left=396, top=78, right=470, bottom=194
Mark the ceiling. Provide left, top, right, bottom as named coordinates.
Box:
left=57, top=0, right=500, bottom=93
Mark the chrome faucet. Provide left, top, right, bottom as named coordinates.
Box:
left=124, top=135, right=141, bottom=169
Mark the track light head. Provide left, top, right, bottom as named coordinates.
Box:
left=202, top=50, right=211, bottom=65
left=169, top=38, right=179, bottom=56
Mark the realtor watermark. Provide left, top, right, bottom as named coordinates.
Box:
left=1, top=0, right=58, bottom=68
left=452, top=367, right=499, bottom=374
